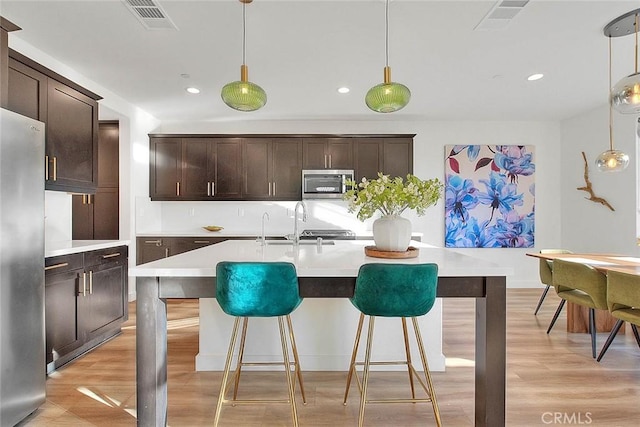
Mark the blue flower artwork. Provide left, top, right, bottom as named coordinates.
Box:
left=444, top=145, right=535, bottom=248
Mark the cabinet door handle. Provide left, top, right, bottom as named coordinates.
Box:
left=211, top=182, right=215, bottom=196
left=45, top=262, right=68, bottom=271
left=324, top=154, right=327, bottom=168
left=272, top=181, right=276, bottom=196
left=52, top=156, right=57, bottom=181
left=81, top=272, right=87, bottom=297
left=88, top=194, right=92, bottom=204
left=45, top=155, right=49, bottom=180
left=328, top=154, right=332, bottom=169
left=193, top=240, right=210, bottom=244
left=207, top=182, right=211, bottom=196
left=176, top=182, right=180, bottom=196
left=165, top=248, right=169, bottom=258
left=102, top=253, right=120, bottom=259
left=89, top=270, right=93, bottom=295
left=144, top=240, right=162, bottom=246
left=268, top=182, right=272, bottom=196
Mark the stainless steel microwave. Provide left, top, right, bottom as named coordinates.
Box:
left=302, top=169, right=354, bottom=199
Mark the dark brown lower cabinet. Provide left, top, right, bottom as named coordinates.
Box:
left=135, top=236, right=264, bottom=265
left=45, top=246, right=128, bottom=372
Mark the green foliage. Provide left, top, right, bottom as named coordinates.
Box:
left=344, top=173, right=444, bottom=221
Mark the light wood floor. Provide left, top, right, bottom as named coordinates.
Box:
left=19, top=289, right=640, bottom=426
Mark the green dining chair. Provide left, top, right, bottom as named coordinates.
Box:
left=547, top=259, right=608, bottom=358
left=535, top=249, right=573, bottom=315
left=596, top=269, right=640, bottom=362
left=214, top=261, right=306, bottom=427
left=343, top=263, right=441, bottom=427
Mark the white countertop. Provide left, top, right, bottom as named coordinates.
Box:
left=129, top=239, right=511, bottom=278
left=46, top=240, right=130, bottom=258
left=136, top=230, right=424, bottom=239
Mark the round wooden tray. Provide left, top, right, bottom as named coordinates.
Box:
left=364, top=245, right=419, bottom=259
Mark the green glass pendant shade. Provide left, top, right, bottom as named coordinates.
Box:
left=221, top=81, right=267, bottom=112
left=366, top=66, right=410, bottom=113
left=221, top=65, right=266, bottom=112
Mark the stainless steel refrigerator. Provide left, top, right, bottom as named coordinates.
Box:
left=0, top=108, right=46, bottom=426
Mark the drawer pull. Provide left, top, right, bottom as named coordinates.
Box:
left=102, top=253, right=121, bottom=259
left=193, top=240, right=210, bottom=244
left=145, top=240, right=162, bottom=246
left=45, top=262, right=69, bottom=271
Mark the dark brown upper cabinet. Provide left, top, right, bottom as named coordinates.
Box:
left=182, top=137, right=242, bottom=200
left=243, top=138, right=302, bottom=200
left=302, top=138, right=353, bottom=170
left=149, top=137, right=243, bottom=201
left=6, top=57, right=47, bottom=120
left=72, top=122, right=120, bottom=240
left=7, top=50, right=101, bottom=194
left=354, top=137, right=413, bottom=182
left=148, top=134, right=412, bottom=201
left=149, top=137, right=182, bottom=200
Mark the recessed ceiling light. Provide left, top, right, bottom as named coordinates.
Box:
left=186, top=87, right=200, bottom=94
left=337, top=87, right=350, bottom=94
left=527, top=73, right=544, bottom=81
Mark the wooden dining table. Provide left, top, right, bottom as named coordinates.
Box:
left=527, top=252, right=640, bottom=332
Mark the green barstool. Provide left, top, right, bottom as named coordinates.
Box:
left=214, top=261, right=306, bottom=427
left=343, top=263, right=442, bottom=427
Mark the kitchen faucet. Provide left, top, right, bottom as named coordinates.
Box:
left=259, top=212, right=270, bottom=246
left=292, top=201, right=308, bottom=245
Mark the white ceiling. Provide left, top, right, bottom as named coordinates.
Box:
left=2, top=0, right=639, bottom=123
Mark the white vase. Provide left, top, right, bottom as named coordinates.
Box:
left=372, top=215, right=412, bottom=251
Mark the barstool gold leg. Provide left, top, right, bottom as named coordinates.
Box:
left=278, top=316, right=299, bottom=427
left=231, top=317, right=249, bottom=403
left=358, top=316, right=376, bottom=427
left=401, top=317, right=416, bottom=399
left=343, top=313, right=365, bottom=404
left=286, top=315, right=307, bottom=404
left=412, top=317, right=442, bottom=427
left=214, top=317, right=242, bottom=427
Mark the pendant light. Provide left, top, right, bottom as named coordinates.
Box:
left=365, top=0, right=410, bottom=113
left=221, top=0, right=266, bottom=112
left=596, top=36, right=630, bottom=172
left=609, top=10, right=640, bottom=114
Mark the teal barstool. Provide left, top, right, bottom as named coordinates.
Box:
left=214, top=261, right=306, bottom=427
left=343, top=263, right=442, bottom=427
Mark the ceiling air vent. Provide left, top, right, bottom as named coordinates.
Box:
left=474, top=0, right=530, bottom=31
left=122, top=0, right=178, bottom=30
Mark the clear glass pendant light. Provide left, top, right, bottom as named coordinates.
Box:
left=596, top=36, right=630, bottom=172
left=221, top=0, right=266, bottom=112
left=365, top=0, right=410, bottom=113
left=611, top=13, right=640, bottom=114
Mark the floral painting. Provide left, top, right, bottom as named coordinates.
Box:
left=444, top=145, right=535, bottom=248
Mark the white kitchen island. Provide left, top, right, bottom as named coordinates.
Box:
left=129, top=239, right=511, bottom=427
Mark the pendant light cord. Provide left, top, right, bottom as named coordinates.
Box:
left=632, top=13, right=638, bottom=74
left=384, top=0, right=389, bottom=67
left=385, top=0, right=389, bottom=67
left=242, top=2, right=247, bottom=66
left=609, top=36, right=614, bottom=151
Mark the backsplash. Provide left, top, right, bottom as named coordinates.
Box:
left=135, top=197, right=376, bottom=236
left=45, top=191, right=72, bottom=245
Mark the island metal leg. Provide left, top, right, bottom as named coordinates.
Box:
left=475, top=276, right=506, bottom=427
left=136, top=277, right=168, bottom=426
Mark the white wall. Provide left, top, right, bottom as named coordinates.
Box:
left=560, top=104, right=639, bottom=255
